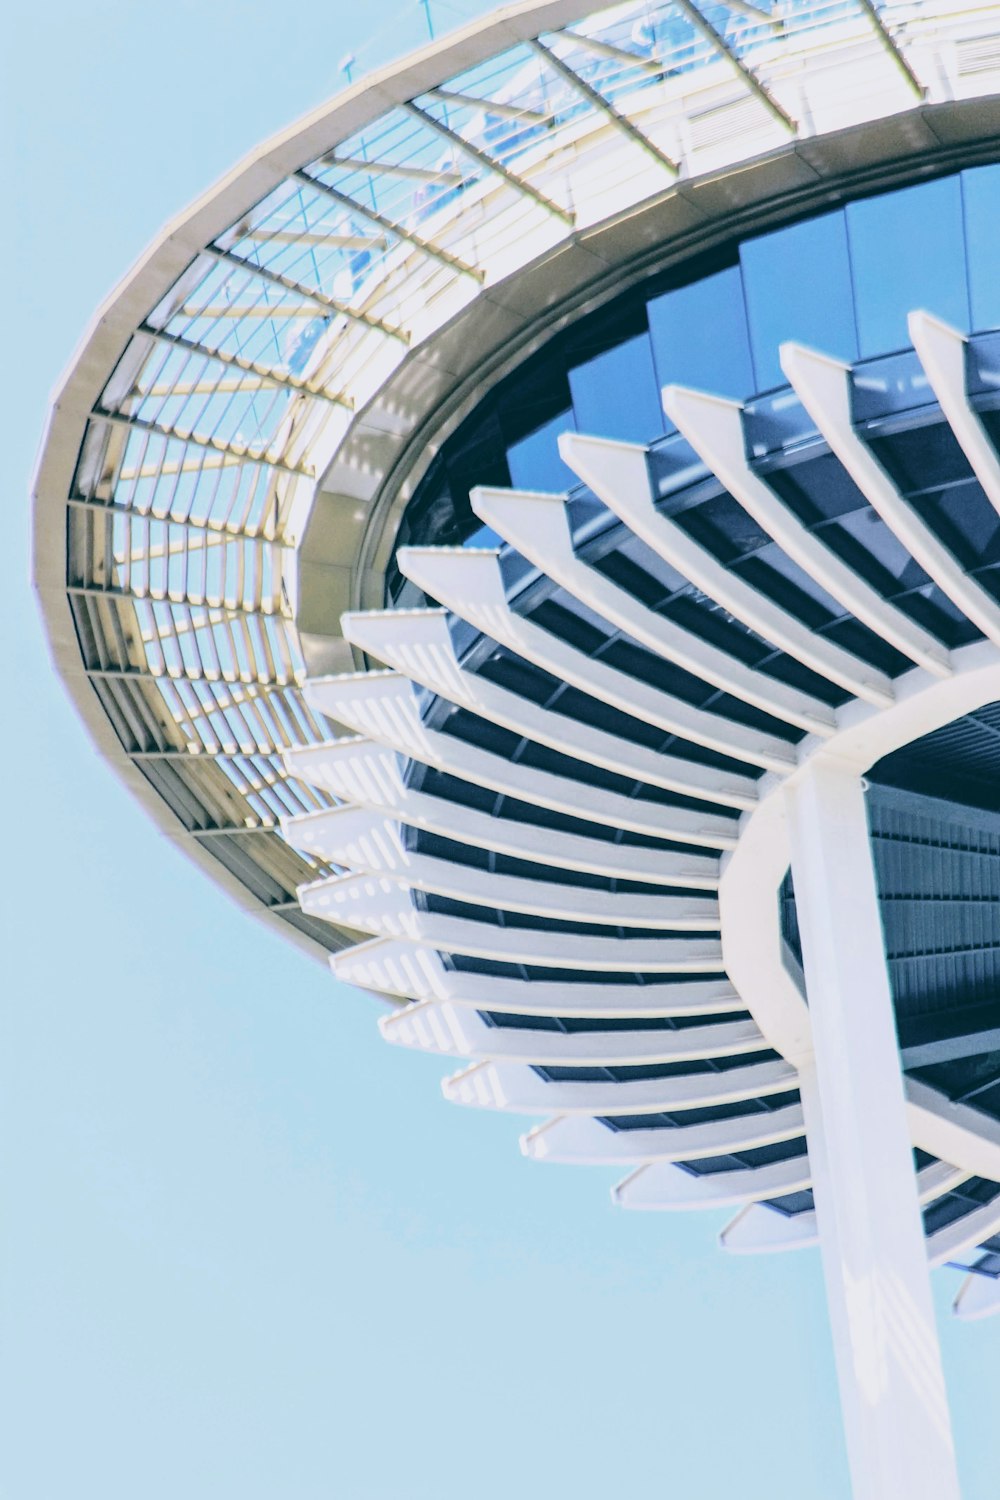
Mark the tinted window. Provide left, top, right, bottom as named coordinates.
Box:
left=741, top=209, right=858, bottom=388
left=963, top=163, right=1000, bottom=332
left=846, top=177, right=970, bottom=356
left=506, top=409, right=578, bottom=492
left=647, top=265, right=755, bottom=399
left=569, top=332, right=664, bottom=443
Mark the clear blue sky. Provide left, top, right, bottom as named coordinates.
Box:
left=2, top=5, right=998, bottom=1498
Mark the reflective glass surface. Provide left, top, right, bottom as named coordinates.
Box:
left=740, top=209, right=858, bottom=390
left=398, top=165, right=1000, bottom=568
left=846, top=176, right=970, bottom=357
left=963, top=163, right=1000, bottom=331
left=568, top=333, right=662, bottom=444
left=507, top=408, right=578, bottom=491
left=647, top=265, right=755, bottom=400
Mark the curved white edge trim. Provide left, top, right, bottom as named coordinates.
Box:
left=332, top=936, right=743, bottom=1015
left=380, top=1002, right=765, bottom=1064
left=442, top=1056, right=796, bottom=1113
left=908, top=309, right=1000, bottom=516
left=398, top=544, right=798, bottom=771
left=303, top=671, right=741, bottom=847
left=286, top=806, right=720, bottom=929
left=341, top=604, right=759, bottom=807
left=559, top=429, right=896, bottom=706
left=613, top=1153, right=810, bottom=1211
left=952, top=1271, right=1000, bottom=1321
left=470, top=482, right=838, bottom=733
left=721, top=640, right=1000, bottom=1071
left=305, top=871, right=725, bottom=966
left=282, top=785, right=721, bottom=889
left=520, top=1100, right=804, bottom=1163
left=661, top=382, right=953, bottom=678
left=722, top=639, right=1000, bottom=1195
left=780, top=339, right=1000, bottom=648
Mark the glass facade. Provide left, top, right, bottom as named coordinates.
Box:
left=393, top=162, right=1000, bottom=591
left=394, top=161, right=1000, bottom=1174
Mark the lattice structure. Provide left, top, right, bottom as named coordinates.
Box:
left=35, top=4, right=1000, bottom=1495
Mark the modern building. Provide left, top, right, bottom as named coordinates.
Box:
left=33, top=1, right=1000, bottom=1494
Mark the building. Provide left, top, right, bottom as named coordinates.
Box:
left=32, top=1, right=1000, bottom=1494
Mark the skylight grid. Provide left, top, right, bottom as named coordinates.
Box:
left=220, top=751, right=329, bottom=822
left=173, top=684, right=260, bottom=754
left=694, top=0, right=781, bottom=57
left=114, top=525, right=281, bottom=614
left=105, top=425, right=280, bottom=541
left=123, top=344, right=293, bottom=467
left=154, top=255, right=335, bottom=381
left=773, top=0, right=866, bottom=48
left=220, top=179, right=399, bottom=316
left=413, top=48, right=591, bottom=198
left=568, top=1, right=714, bottom=79
left=543, top=28, right=674, bottom=112
left=317, top=108, right=481, bottom=236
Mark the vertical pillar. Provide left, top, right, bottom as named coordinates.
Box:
left=785, top=762, right=961, bottom=1500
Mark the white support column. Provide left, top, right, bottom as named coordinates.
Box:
left=785, top=762, right=961, bottom=1500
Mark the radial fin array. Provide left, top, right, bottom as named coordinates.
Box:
left=284, top=315, right=1000, bottom=1307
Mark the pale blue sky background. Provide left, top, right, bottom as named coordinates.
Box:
left=2, top=4, right=998, bottom=1498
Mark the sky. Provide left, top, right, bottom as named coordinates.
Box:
left=2, top=4, right=999, bottom=1498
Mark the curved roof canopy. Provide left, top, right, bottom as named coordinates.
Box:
left=34, top=0, right=1000, bottom=962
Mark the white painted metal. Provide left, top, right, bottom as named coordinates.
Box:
left=559, top=430, right=896, bottom=705
left=442, top=1054, right=796, bottom=1114
left=903, top=1077, right=1000, bottom=1186
left=781, top=340, right=1000, bottom=647
left=332, top=936, right=742, bottom=1017
left=288, top=805, right=719, bottom=929
left=719, top=1201, right=818, bottom=1252
left=613, top=1153, right=811, bottom=1212
left=284, top=786, right=722, bottom=888
left=471, top=483, right=838, bottom=732
left=301, top=669, right=740, bottom=846
left=953, top=1271, right=1000, bottom=1321
left=380, top=998, right=766, bottom=1065
left=786, top=762, right=961, bottom=1500
left=661, top=383, right=953, bottom=677
left=521, top=1101, right=806, bottom=1164
left=340, top=605, right=758, bottom=807
left=300, top=870, right=723, bottom=969
left=282, top=762, right=721, bottom=888
left=909, top=309, right=1000, bottom=514
left=927, top=1197, right=1000, bottom=1269
left=718, top=1161, right=970, bottom=1257
left=720, top=635, right=1000, bottom=1188
left=35, top=4, right=1000, bottom=1487
left=303, top=672, right=740, bottom=847
left=398, top=545, right=797, bottom=770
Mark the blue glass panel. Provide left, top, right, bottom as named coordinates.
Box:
left=506, top=409, right=578, bottom=491
left=567, top=332, right=664, bottom=443
left=647, top=265, right=755, bottom=399
left=846, top=177, right=970, bottom=357
left=963, top=163, right=1000, bottom=332
left=462, top=522, right=503, bottom=549
left=740, top=210, right=858, bottom=389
